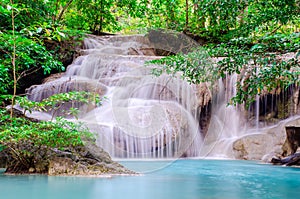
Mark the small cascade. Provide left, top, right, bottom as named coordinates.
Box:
left=255, top=66, right=260, bottom=129
left=199, top=74, right=248, bottom=158
left=27, top=35, right=204, bottom=158
left=255, top=94, right=260, bottom=129
left=200, top=74, right=300, bottom=159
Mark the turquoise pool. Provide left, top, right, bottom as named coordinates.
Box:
left=1, top=159, right=300, bottom=199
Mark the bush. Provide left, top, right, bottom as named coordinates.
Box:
left=0, top=32, right=64, bottom=94
left=0, top=108, right=94, bottom=172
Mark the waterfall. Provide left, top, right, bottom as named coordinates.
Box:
left=199, top=74, right=248, bottom=158
left=26, top=35, right=204, bottom=158
left=25, top=34, right=300, bottom=160
left=200, top=73, right=300, bottom=159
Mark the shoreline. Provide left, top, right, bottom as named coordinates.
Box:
left=0, top=168, right=141, bottom=177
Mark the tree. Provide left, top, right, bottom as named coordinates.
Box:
left=0, top=1, right=65, bottom=118
left=9, top=0, right=17, bottom=119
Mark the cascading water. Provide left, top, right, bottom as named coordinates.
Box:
left=27, top=35, right=204, bottom=158
left=200, top=73, right=300, bottom=159
left=199, top=74, right=249, bottom=158
left=26, top=34, right=300, bottom=160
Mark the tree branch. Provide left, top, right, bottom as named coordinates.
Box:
left=17, top=66, right=41, bottom=82
left=0, top=49, right=12, bottom=59
left=56, top=0, right=73, bottom=21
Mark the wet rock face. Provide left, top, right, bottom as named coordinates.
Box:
left=282, top=126, right=300, bottom=156
left=146, top=29, right=199, bottom=55
left=248, top=86, right=300, bottom=126
left=198, top=102, right=211, bottom=137
left=233, top=134, right=282, bottom=160
left=232, top=118, right=300, bottom=161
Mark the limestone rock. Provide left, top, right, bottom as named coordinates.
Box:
left=47, top=143, right=135, bottom=176
left=3, top=141, right=135, bottom=176
left=282, top=126, right=300, bottom=156
left=194, top=83, right=212, bottom=108
left=43, top=73, right=64, bottom=83
left=233, top=117, right=300, bottom=161
left=233, top=134, right=276, bottom=160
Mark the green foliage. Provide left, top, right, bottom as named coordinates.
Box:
left=0, top=0, right=299, bottom=107
left=148, top=42, right=300, bottom=106
left=65, top=0, right=119, bottom=32
left=114, top=0, right=300, bottom=41
left=0, top=32, right=64, bottom=94
left=0, top=0, right=87, bottom=96
left=1, top=0, right=299, bottom=39
left=0, top=63, right=11, bottom=94
left=229, top=54, right=299, bottom=105
left=21, top=22, right=76, bottom=43
left=0, top=0, right=49, bottom=31
left=0, top=108, right=94, bottom=170
left=0, top=95, right=12, bottom=106
left=228, top=33, right=300, bottom=53
left=117, top=0, right=186, bottom=32
left=258, top=33, right=300, bottom=53
left=0, top=32, right=63, bottom=73
left=0, top=112, right=90, bottom=150
left=17, top=91, right=102, bottom=120
left=190, top=0, right=300, bottom=42
left=149, top=48, right=216, bottom=84
left=190, top=0, right=247, bottom=39
left=242, top=0, right=299, bottom=33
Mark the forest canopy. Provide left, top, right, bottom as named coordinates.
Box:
left=0, top=0, right=299, bottom=105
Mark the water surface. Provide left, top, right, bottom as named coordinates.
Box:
left=1, top=159, right=300, bottom=199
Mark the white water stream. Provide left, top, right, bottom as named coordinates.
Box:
left=26, top=34, right=299, bottom=159
left=27, top=35, right=204, bottom=158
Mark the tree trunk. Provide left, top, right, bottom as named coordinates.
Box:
left=57, top=0, right=74, bottom=21
left=10, top=0, right=16, bottom=120
left=99, top=0, right=104, bottom=33
left=185, top=0, right=189, bottom=30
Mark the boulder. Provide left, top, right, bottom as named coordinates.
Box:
left=233, top=117, right=300, bottom=160
left=3, top=141, right=135, bottom=176
left=282, top=126, right=300, bottom=156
